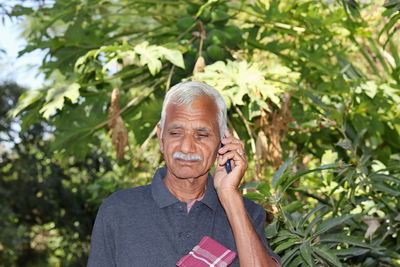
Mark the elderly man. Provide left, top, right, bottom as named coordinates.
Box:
left=88, top=81, right=279, bottom=266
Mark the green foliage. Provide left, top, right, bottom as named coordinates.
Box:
left=2, top=0, right=400, bottom=265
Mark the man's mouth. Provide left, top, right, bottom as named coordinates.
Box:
left=172, top=152, right=203, bottom=161
left=175, top=158, right=200, bottom=163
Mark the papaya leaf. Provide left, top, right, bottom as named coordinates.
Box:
left=50, top=94, right=108, bottom=157
left=125, top=96, right=163, bottom=145
left=8, top=89, right=44, bottom=118
left=159, top=47, right=185, bottom=69
left=134, top=42, right=162, bottom=75
left=40, top=83, right=81, bottom=119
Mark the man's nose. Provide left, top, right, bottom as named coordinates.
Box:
left=180, top=134, right=196, bottom=153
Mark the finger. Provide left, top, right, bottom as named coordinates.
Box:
left=218, top=142, right=243, bottom=154
left=224, top=129, right=232, bottom=138
left=218, top=151, right=236, bottom=165
left=218, top=150, right=246, bottom=166
left=221, top=136, right=245, bottom=149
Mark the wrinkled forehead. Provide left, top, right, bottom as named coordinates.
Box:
left=168, top=94, right=218, bottom=114
left=169, top=93, right=217, bottom=110
left=165, top=95, right=219, bottom=128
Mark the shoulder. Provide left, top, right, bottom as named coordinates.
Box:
left=100, top=185, right=152, bottom=212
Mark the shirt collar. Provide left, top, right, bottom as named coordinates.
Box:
left=151, top=167, right=179, bottom=208
left=151, top=167, right=219, bottom=211
left=199, top=173, right=219, bottom=211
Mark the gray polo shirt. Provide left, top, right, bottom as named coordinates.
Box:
left=88, top=167, right=278, bottom=266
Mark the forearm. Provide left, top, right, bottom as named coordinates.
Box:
left=218, top=190, right=276, bottom=267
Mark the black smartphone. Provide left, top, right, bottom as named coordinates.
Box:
left=220, top=143, right=232, bottom=173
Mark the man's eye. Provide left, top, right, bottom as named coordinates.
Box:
left=169, top=131, right=182, bottom=136
left=197, top=134, right=209, bottom=138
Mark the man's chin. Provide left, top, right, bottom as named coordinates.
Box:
left=175, top=159, right=201, bottom=165
left=168, top=166, right=208, bottom=180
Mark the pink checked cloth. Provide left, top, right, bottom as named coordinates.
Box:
left=176, top=236, right=236, bottom=267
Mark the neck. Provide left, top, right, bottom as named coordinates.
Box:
left=163, top=172, right=208, bottom=202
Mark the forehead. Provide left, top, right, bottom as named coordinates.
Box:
left=165, top=95, right=219, bottom=129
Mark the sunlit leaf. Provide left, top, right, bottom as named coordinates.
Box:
left=40, top=83, right=81, bottom=119
left=8, top=89, right=44, bottom=117
left=160, top=47, right=185, bottom=69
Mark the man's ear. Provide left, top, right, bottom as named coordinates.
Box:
left=156, top=124, right=164, bottom=153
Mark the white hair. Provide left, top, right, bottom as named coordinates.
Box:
left=159, top=81, right=228, bottom=138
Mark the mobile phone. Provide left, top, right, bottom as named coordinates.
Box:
left=220, top=143, right=232, bottom=173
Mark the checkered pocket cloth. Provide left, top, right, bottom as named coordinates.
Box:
left=176, top=236, right=236, bottom=267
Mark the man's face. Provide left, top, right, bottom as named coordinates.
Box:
left=157, top=95, right=221, bottom=180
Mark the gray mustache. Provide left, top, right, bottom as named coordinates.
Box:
left=173, top=152, right=203, bottom=161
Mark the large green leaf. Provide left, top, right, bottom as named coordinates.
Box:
left=159, top=47, right=185, bottom=69
left=300, top=240, right=314, bottom=266
left=9, top=89, right=44, bottom=118
left=319, top=233, right=375, bottom=249
left=281, top=164, right=347, bottom=194
left=282, top=201, right=303, bottom=213
left=272, top=157, right=293, bottom=189
left=297, top=205, right=327, bottom=230
left=371, top=181, right=400, bottom=196
left=274, top=239, right=299, bottom=253
left=135, top=43, right=163, bottom=76
left=280, top=247, right=300, bottom=266
left=40, top=83, right=81, bottom=119
left=265, top=220, right=278, bottom=239
left=287, top=255, right=303, bottom=267
left=334, top=247, right=370, bottom=257
left=313, top=245, right=343, bottom=267
left=256, top=182, right=271, bottom=197
left=50, top=94, right=108, bottom=158
left=125, top=95, right=163, bottom=145
left=314, top=214, right=356, bottom=236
